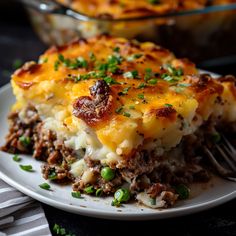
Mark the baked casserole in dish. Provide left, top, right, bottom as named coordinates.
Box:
left=26, top=0, right=236, bottom=64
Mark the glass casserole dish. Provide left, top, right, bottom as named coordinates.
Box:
left=25, top=0, right=236, bottom=65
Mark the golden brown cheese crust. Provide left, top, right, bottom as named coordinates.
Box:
left=11, top=35, right=236, bottom=157
left=57, top=0, right=236, bottom=19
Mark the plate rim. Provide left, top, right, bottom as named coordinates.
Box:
left=0, top=71, right=236, bottom=220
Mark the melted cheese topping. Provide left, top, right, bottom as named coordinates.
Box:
left=11, top=36, right=236, bottom=168
left=57, top=0, right=235, bottom=19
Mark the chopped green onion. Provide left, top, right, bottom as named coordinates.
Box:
left=123, top=112, right=131, bottom=118
left=211, top=132, right=221, bottom=143
left=12, top=59, right=23, bottom=70
left=150, top=198, right=156, bottom=205
left=48, top=169, right=57, bottom=180
left=144, top=68, right=153, bottom=81
left=53, top=223, right=75, bottom=236
left=164, top=103, right=173, bottom=107
left=101, top=167, right=115, bottom=181
left=58, top=54, right=65, bottom=62
left=71, top=191, right=83, bottom=199
left=175, top=184, right=190, bottom=200
left=137, top=94, right=144, bottom=100
left=127, top=54, right=143, bottom=62
left=89, top=52, right=96, bottom=61
left=115, top=106, right=124, bottom=114
left=119, top=86, right=131, bottom=96
left=103, top=76, right=119, bottom=85
left=96, top=188, right=103, bottom=197
left=129, top=105, right=135, bottom=110
left=178, top=83, right=191, bottom=87
left=148, top=78, right=158, bottom=85
left=54, top=60, right=60, bottom=71
left=123, top=70, right=139, bottom=79
left=148, top=0, right=160, bottom=4
left=13, top=154, right=21, bottom=162
left=19, top=136, right=31, bottom=147
left=39, top=183, right=51, bottom=190
left=113, top=47, right=120, bottom=53
left=137, top=82, right=146, bottom=89
left=19, top=165, right=33, bottom=172
left=84, top=186, right=95, bottom=194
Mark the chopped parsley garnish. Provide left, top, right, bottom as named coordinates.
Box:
left=115, top=106, right=124, bottom=114
left=20, top=165, right=33, bottom=172
left=71, top=191, right=83, bottom=199
left=164, top=103, right=173, bottom=107
left=123, top=112, right=131, bottom=117
left=127, top=54, right=143, bottom=62
left=53, top=224, right=75, bottom=236
left=137, top=82, right=146, bottom=89
left=39, top=182, right=51, bottom=190
left=84, top=186, right=95, bottom=194
left=137, top=94, right=144, bottom=99
left=13, top=154, right=21, bottom=162
left=19, top=136, right=31, bottom=147
left=123, top=70, right=139, bottom=79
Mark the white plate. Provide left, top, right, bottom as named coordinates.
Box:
left=0, top=75, right=236, bottom=220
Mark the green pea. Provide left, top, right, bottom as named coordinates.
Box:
left=175, top=184, right=190, bottom=200
left=114, top=188, right=130, bottom=203
left=101, top=167, right=115, bottom=181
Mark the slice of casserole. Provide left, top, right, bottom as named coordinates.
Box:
left=2, top=35, right=236, bottom=208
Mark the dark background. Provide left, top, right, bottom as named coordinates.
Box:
left=0, top=1, right=236, bottom=236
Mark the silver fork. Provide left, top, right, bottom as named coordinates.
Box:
left=204, top=135, right=236, bottom=182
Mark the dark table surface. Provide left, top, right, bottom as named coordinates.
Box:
left=1, top=2, right=236, bottom=236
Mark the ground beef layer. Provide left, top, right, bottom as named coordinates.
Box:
left=1, top=105, right=211, bottom=207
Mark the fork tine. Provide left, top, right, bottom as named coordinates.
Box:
left=222, top=135, right=236, bottom=162
left=203, top=147, right=233, bottom=176
left=216, top=145, right=236, bottom=172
